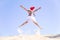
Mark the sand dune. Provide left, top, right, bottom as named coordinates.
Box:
left=0, top=29, right=60, bottom=40
left=0, top=34, right=60, bottom=40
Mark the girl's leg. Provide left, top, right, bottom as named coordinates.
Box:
left=19, top=20, right=28, bottom=27
left=31, top=17, right=42, bottom=29
left=32, top=20, right=42, bottom=29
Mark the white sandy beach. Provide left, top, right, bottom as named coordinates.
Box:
left=0, top=29, right=60, bottom=40
left=0, top=33, right=60, bottom=40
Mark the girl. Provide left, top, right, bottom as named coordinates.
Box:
left=19, top=5, right=42, bottom=29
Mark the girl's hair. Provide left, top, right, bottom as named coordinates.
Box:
left=30, top=6, right=35, bottom=10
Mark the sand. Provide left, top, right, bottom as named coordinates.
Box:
left=0, top=29, right=60, bottom=40
left=0, top=33, right=60, bottom=40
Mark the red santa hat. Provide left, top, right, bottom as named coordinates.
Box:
left=30, top=6, right=35, bottom=10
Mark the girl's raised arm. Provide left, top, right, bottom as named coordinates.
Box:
left=33, top=7, right=41, bottom=13
left=20, top=5, right=28, bottom=11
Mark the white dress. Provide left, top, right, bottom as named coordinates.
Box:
left=27, top=12, right=37, bottom=23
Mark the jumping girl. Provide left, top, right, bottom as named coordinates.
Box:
left=19, top=5, right=42, bottom=29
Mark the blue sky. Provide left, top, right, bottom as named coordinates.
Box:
left=0, top=0, right=60, bottom=36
